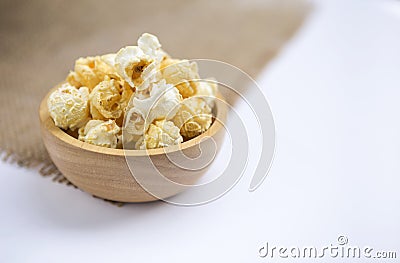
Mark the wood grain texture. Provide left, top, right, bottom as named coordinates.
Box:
left=39, top=86, right=227, bottom=202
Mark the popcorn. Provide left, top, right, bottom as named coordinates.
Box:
left=47, top=83, right=90, bottom=130
left=161, top=59, right=200, bottom=98
left=124, top=107, right=146, bottom=135
left=78, top=120, right=120, bottom=148
left=115, top=46, right=152, bottom=88
left=89, top=77, right=133, bottom=120
left=131, top=79, right=182, bottom=132
left=119, top=81, right=135, bottom=115
left=172, top=97, right=212, bottom=139
left=138, top=61, right=162, bottom=91
left=137, top=33, right=167, bottom=62
left=115, top=33, right=168, bottom=90
left=66, top=56, right=118, bottom=91
left=66, top=71, right=82, bottom=88
left=136, top=120, right=183, bottom=150
left=48, top=33, right=218, bottom=150
left=194, top=80, right=218, bottom=107
left=100, top=53, right=117, bottom=68
left=123, top=79, right=182, bottom=147
left=117, top=133, right=142, bottom=149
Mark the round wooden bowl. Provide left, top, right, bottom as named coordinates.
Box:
left=39, top=86, right=227, bottom=203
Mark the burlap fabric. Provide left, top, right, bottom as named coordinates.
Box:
left=0, top=0, right=310, bottom=179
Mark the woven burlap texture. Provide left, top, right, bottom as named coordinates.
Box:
left=0, top=0, right=310, bottom=173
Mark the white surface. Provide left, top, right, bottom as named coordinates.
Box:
left=1, top=0, right=400, bottom=262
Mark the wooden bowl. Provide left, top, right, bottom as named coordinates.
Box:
left=39, top=86, right=227, bottom=202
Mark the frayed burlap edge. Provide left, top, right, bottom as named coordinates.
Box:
left=1, top=150, right=125, bottom=207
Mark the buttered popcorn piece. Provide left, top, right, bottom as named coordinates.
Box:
left=161, top=59, right=200, bottom=98
left=100, top=53, right=117, bottom=68
left=66, top=56, right=119, bottom=91
left=89, top=77, right=133, bottom=120
left=130, top=79, right=182, bottom=133
left=78, top=120, right=120, bottom=148
left=172, top=97, right=212, bottom=139
left=194, top=80, right=218, bottom=107
left=137, top=33, right=167, bottom=62
left=119, top=81, right=135, bottom=115
left=115, top=46, right=152, bottom=88
left=124, top=80, right=181, bottom=138
left=115, top=33, right=167, bottom=90
left=47, top=83, right=90, bottom=131
left=138, top=61, right=162, bottom=91
left=136, top=120, right=183, bottom=150
left=124, top=107, right=146, bottom=136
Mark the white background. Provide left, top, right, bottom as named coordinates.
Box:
left=1, top=0, right=400, bottom=262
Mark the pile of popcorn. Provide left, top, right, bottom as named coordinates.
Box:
left=47, top=33, right=217, bottom=149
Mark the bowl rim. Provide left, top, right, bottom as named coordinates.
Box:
left=39, top=84, right=227, bottom=157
